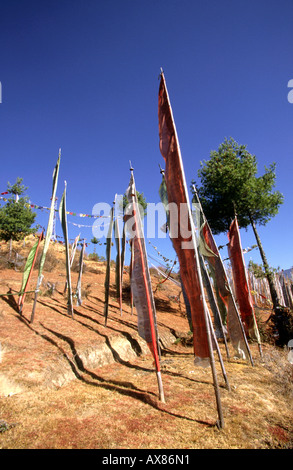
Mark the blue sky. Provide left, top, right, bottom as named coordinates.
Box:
left=0, top=0, right=292, bottom=270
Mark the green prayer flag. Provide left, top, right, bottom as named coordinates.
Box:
left=21, top=239, right=39, bottom=294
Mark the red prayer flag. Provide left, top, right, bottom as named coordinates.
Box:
left=158, top=72, right=210, bottom=362
left=125, top=170, right=165, bottom=402
left=201, top=221, right=251, bottom=359
left=228, top=217, right=261, bottom=342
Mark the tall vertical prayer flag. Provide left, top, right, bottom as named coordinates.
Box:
left=114, top=196, right=123, bottom=316
left=31, top=151, right=61, bottom=323
left=158, top=72, right=210, bottom=363
left=193, top=187, right=253, bottom=362
left=59, top=182, right=74, bottom=318
left=125, top=169, right=165, bottom=402
left=104, top=204, right=114, bottom=325
left=158, top=71, right=224, bottom=427
left=64, top=233, right=80, bottom=293
left=228, top=217, right=262, bottom=347
left=76, top=241, right=85, bottom=306
left=121, top=221, right=127, bottom=286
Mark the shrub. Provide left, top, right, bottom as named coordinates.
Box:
left=34, top=247, right=63, bottom=272
left=266, top=307, right=293, bottom=347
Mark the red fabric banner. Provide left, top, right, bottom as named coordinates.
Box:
left=201, top=221, right=250, bottom=359
left=228, top=217, right=260, bottom=341
left=125, top=172, right=161, bottom=370
left=158, top=73, right=210, bottom=361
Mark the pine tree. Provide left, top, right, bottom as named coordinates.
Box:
left=0, top=178, right=38, bottom=255
left=91, top=236, right=100, bottom=253
left=192, top=138, right=284, bottom=312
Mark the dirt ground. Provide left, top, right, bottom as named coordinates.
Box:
left=0, top=243, right=293, bottom=450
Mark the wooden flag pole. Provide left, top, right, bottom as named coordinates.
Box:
left=199, top=251, right=231, bottom=361
left=64, top=234, right=80, bottom=294
left=31, top=278, right=41, bottom=324
left=207, top=308, right=231, bottom=391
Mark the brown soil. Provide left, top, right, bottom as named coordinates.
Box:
left=0, top=240, right=293, bottom=449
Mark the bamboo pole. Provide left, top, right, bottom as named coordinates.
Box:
left=207, top=308, right=231, bottom=391
left=199, top=252, right=231, bottom=361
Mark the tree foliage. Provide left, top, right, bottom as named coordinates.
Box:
left=193, top=138, right=284, bottom=311
left=123, top=190, right=147, bottom=217
left=192, top=138, right=284, bottom=234
left=248, top=260, right=280, bottom=279
left=90, top=236, right=101, bottom=254
left=0, top=177, right=37, bottom=242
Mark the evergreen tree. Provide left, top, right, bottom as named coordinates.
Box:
left=0, top=178, right=37, bottom=245
left=91, top=236, right=100, bottom=253
left=123, top=190, right=147, bottom=217
left=192, top=138, right=284, bottom=312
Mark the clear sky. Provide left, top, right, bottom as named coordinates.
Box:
left=0, top=0, right=292, bottom=271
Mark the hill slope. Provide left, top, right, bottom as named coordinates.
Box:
left=0, top=239, right=292, bottom=449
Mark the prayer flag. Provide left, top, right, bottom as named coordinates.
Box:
left=228, top=217, right=261, bottom=344
left=31, top=151, right=61, bottom=323
left=199, top=218, right=252, bottom=360
left=104, top=204, right=114, bottom=325
left=76, top=241, right=85, bottom=306
left=125, top=169, right=165, bottom=402
left=158, top=72, right=210, bottom=363
left=59, top=182, right=74, bottom=318
left=19, top=231, right=44, bottom=313
left=64, top=234, right=80, bottom=294
left=114, top=197, right=123, bottom=316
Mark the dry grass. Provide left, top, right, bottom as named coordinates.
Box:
left=0, top=239, right=292, bottom=449
left=1, top=342, right=292, bottom=449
